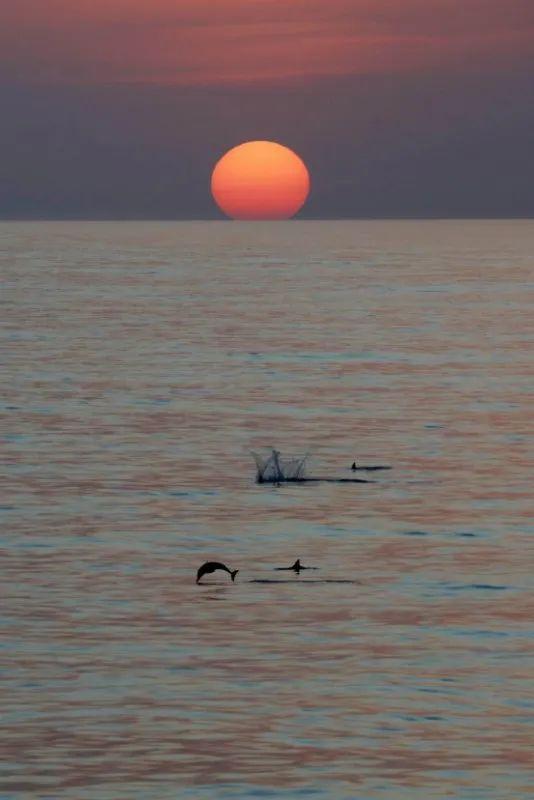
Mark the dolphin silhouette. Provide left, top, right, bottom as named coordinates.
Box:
left=275, top=559, right=318, bottom=574
left=196, top=561, right=239, bottom=584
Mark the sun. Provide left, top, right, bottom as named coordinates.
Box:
left=211, top=140, right=310, bottom=220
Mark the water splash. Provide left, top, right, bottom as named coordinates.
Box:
left=252, top=449, right=308, bottom=483
left=252, top=449, right=373, bottom=484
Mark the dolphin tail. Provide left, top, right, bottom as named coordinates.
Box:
left=231, top=569, right=239, bottom=582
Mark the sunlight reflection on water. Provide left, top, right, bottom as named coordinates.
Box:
left=2, top=221, right=533, bottom=798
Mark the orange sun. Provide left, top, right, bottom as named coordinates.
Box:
left=211, top=140, right=310, bottom=220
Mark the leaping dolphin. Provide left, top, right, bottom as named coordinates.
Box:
left=196, top=561, right=239, bottom=584
left=275, top=559, right=318, bottom=574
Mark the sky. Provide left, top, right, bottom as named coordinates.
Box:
left=1, top=0, right=534, bottom=218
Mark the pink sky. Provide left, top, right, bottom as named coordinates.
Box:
left=2, top=0, right=533, bottom=84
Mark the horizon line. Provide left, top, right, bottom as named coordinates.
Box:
left=1, top=216, right=533, bottom=223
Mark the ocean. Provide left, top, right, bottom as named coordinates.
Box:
left=2, top=220, right=533, bottom=799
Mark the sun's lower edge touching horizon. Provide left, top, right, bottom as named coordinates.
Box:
left=211, top=140, right=311, bottom=220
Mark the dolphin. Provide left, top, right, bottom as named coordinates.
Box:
left=351, top=458, right=391, bottom=471
left=196, top=561, right=239, bottom=584
left=275, top=559, right=318, bottom=574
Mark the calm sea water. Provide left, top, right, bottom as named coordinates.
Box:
left=2, top=220, right=533, bottom=799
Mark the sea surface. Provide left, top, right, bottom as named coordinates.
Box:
left=1, top=220, right=533, bottom=799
